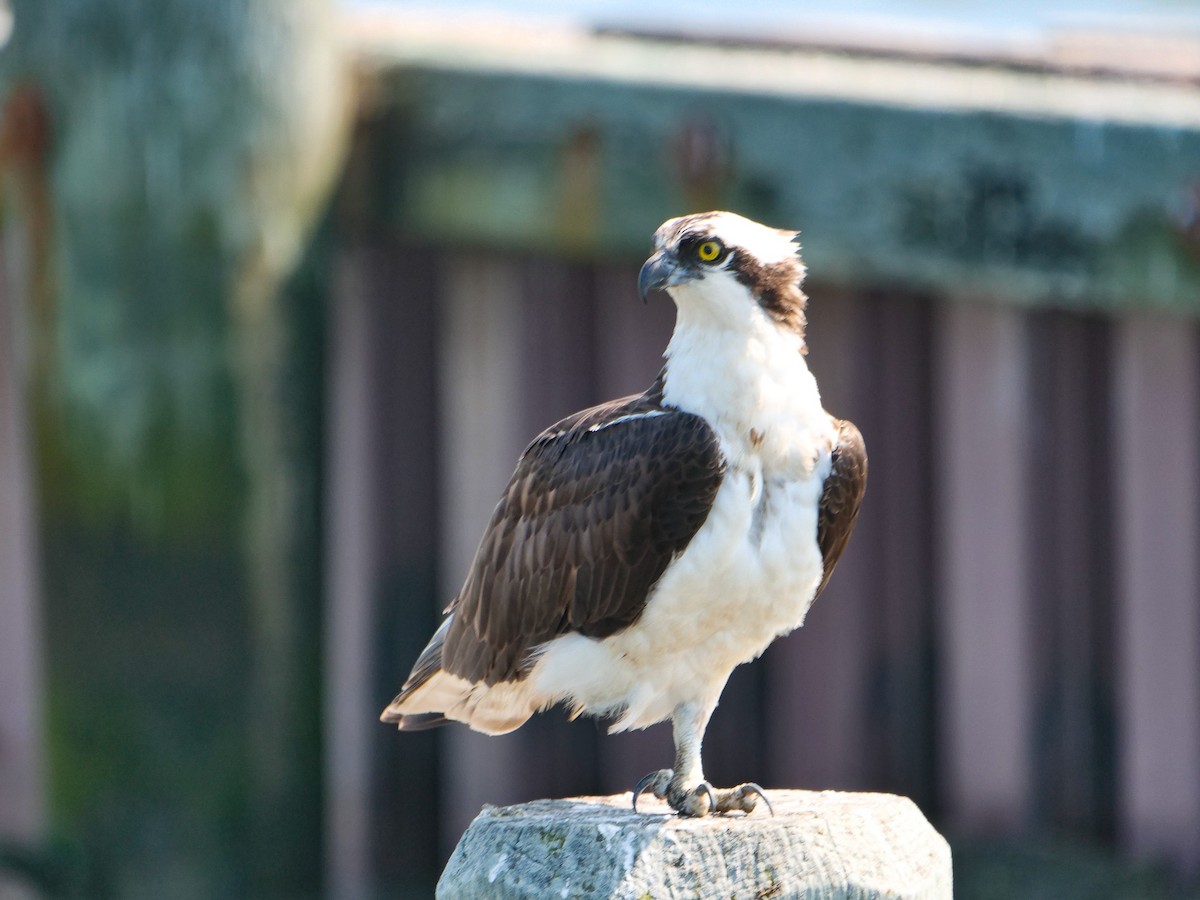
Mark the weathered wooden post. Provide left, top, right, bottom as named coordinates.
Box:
left=438, top=790, right=951, bottom=899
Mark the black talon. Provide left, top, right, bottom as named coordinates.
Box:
left=632, top=772, right=659, bottom=813
left=743, top=783, right=774, bottom=816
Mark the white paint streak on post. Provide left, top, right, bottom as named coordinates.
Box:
left=437, top=255, right=533, bottom=851
left=935, top=301, right=1032, bottom=831
left=324, top=244, right=378, bottom=900
left=1113, top=316, right=1200, bottom=874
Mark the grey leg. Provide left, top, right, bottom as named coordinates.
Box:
left=632, top=703, right=772, bottom=817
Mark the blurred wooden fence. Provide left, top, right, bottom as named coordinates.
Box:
left=329, top=242, right=1200, bottom=889
left=328, top=17, right=1200, bottom=897
left=324, top=18, right=1200, bottom=897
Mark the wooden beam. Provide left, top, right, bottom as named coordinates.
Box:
left=1112, top=316, right=1200, bottom=874
left=347, top=13, right=1200, bottom=315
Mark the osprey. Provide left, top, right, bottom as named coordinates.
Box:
left=382, top=211, right=867, bottom=817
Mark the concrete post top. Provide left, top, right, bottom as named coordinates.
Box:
left=438, top=789, right=952, bottom=899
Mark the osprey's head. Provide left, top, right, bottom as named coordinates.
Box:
left=638, top=211, right=808, bottom=338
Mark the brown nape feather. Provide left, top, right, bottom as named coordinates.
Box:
left=731, top=250, right=809, bottom=344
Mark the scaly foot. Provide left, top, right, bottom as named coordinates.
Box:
left=631, top=770, right=773, bottom=817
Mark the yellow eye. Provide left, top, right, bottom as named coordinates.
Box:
left=696, top=240, right=722, bottom=262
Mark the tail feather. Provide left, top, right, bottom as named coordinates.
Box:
left=380, top=613, right=537, bottom=735
left=401, top=616, right=452, bottom=694
left=394, top=713, right=449, bottom=731
left=380, top=616, right=453, bottom=724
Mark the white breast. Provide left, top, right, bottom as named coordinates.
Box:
left=530, top=281, right=836, bottom=731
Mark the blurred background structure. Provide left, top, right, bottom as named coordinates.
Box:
left=2, top=1, right=1200, bottom=897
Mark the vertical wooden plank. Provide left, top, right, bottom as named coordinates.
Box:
left=870, top=292, right=937, bottom=808
left=0, top=241, right=45, bottom=891
left=935, top=300, right=1033, bottom=831
left=437, top=254, right=535, bottom=851
left=1113, top=316, right=1200, bottom=874
left=328, top=237, right=444, bottom=895
left=369, top=241, right=443, bottom=891
left=1026, top=312, right=1115, bottom=837
left=592, top=264, right=676, bottom=400
left=765, top=287, right=875, bottom=792
left=324, top=241, right=380, bottom=900
left=519, top=259, right=597, bottom=427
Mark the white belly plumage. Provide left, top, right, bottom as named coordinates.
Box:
left=421, top=265, right=840, bottom=736
left=530, top=453, right=830, bottom=732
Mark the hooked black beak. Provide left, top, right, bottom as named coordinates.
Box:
left=638, top=252, right=677, bottom=304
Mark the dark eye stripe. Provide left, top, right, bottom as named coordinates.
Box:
left=675, top=232, right=729, bottom=265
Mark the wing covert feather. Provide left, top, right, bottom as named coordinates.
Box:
left=440, top=397, right=725, bottom=686
left=814, top=417, right=868, bottom=599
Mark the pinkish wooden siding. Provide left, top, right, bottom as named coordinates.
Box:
left=327, top=244, right=1200, bottom=885
left=1113, top=316, right=1200, bottom=874
left=936, top=301, right=1035, bottom=832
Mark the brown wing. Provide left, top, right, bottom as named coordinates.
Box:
left=814, top=417, right=868, bottom=598
left=410, top=393, right=725, bottom=692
